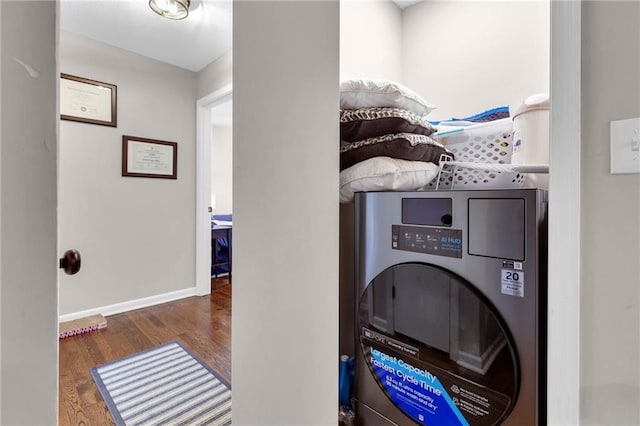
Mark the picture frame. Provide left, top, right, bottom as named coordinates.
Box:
left=60, top=73, right=117, bottom=127
left=122, top=135, right=178, bottom=179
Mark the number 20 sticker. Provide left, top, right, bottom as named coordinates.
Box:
left=501, top=269, right=524, bottom=297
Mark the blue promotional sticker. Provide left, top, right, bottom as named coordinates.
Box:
left=369, top=348, right=469, bottom=426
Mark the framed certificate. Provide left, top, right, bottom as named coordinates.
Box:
left=60, top=73, right=117, bottom=127
left=122, top=135, right=178, bottom=179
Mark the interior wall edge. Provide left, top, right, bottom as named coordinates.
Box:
left=547, top=1, right=581, bottom=424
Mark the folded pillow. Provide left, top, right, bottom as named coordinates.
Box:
left=340, top=133, right=451, bottom=171
left=340, top=107, right=436, bottom=142
left=340, top=157, right=439, bottom=203
left=340, top=79, right=435, bottom=117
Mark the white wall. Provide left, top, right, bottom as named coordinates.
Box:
left=340, top=0, right=402, bottom=82
left=211, top=125, right=232, bottom=215
left=338, top=0, right=403, bottom=362
left=580, top=2, right=640, bottom=424
left=339, top=1, right=549, bottom=120
left=58, top=32, right=197, bottom=315
left=233, top=1, right=339, bottom=424
left=197, top=51, right=232, bottom=100
left=403, top=1, right=549, bottom=121
left=1, top=1, right=58, bottom=423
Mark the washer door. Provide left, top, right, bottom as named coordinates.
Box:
left=358, top=263, right=519, bottom=426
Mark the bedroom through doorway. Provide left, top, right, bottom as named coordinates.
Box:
left=195, top=85, right=233, bottom=295
left=210, top=95, right=233, bottom=287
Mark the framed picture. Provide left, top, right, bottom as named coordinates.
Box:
left=60, top=73, right=117, bottom=127
left=122, top=135, right=178, bottom=179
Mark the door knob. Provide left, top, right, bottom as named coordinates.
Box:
left=59, top=249, right=81, bottom=275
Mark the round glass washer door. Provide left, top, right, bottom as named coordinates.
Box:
left=358, top=263, right=519, bottom=426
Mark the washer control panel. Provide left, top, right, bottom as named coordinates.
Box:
left=392, top=225, right=463, bottom=258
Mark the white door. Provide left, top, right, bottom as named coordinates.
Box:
left=0, top=1, right=58, bottom=424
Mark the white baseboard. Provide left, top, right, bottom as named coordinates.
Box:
left=59, top=287, right=198, bottom=323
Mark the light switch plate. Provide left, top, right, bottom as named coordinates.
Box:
left=611, top=117, right=640, bottom=174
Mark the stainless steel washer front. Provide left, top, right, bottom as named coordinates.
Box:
left=352, top=189, right=547, bottom=426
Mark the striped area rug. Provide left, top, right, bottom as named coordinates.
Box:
left=90, top=341, right=231, bottom=426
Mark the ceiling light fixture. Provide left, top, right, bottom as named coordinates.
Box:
left=149, top=0, right=191, bottom=20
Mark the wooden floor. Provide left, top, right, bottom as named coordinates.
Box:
left=58, top=277, right=231, bottom=426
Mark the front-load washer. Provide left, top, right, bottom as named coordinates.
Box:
left=352, top=189, right=547, bottom=425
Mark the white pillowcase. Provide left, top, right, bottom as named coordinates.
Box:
left=340, top=79, right=436, bottom=117
left=339, top=156, right=439, bottom=203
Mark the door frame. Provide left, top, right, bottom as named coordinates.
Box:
left=547, top=1, right=581, bottom=423
left=195, top=84, right=232, bottom=296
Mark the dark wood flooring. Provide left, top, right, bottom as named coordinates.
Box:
left=58, top=277, right=231, bottom=426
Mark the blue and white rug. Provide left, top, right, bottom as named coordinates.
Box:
left=90, top=341, right=232, bottom=426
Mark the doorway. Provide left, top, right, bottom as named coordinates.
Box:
left=196, top=86, right=233, bottom=295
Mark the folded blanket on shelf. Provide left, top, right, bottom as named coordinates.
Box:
left=430, top=106, right=510, bottom=126
left=337, top=79, right=447, bottom=201
left=340, top=107, right=436, bottom=142
left=340, top=133, right=451, bottom=171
